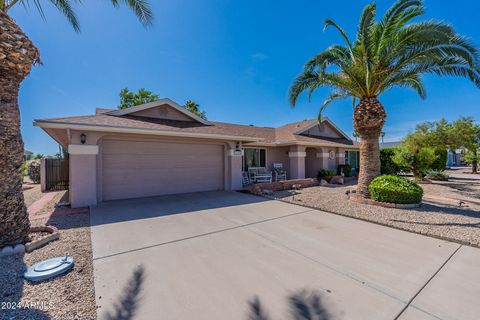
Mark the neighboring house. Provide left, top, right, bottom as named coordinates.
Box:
left=380, top=141, right=464, bottom=167
left=24, top=149, right=33, bottom=161
left=34, top=99, right=359, bottom=208
left=447, top=149, right=464, bottom=167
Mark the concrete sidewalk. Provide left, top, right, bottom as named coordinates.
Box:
left=91, top=191, right=480, bottom=320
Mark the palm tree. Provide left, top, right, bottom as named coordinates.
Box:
left=184, top=99, right=207, bottom=120
left=289, top=0, right=480, bottom=197
left=0, top=1, right=153, bottom=246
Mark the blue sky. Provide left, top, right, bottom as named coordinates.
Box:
left=10, top=0, right=480, bottom=155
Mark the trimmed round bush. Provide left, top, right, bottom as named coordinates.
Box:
left=368, top=175, right=423, bottom=204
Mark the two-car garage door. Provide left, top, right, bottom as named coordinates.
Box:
left=102, top=138, right=224, bottom=201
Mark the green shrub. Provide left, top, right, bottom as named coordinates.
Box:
left=431, top=148, right=447, bottom=171
left=393, top=145, right=436, bottom=182
left=425, top=169, right=449, bottom=181
left=380, top=148, right=401, bottom=175
left=21, top=161, right=28, bottom=177
left=343, top=164, right=352, bottom=177
left=369, top=175, right=423, bottom=204
left=337, top=164, right=352, bottom=177
left=318, top=169, right=337, bottom=179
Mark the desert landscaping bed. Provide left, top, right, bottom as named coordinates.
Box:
left=0, top=211, right=96, bottom=320
left=268, top=173, right=480, bottom=247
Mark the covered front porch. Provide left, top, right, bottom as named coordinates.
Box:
left=242, top=145, right=360, bottom=184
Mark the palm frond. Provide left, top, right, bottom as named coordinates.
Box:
left=50, top=0, right=80, bottom=32
left=318, top=91, right=350, bottom=122
left=9, top=0, right=153, bottom=31
left=289, top=70, right=321, bottom=106
left=111, top=0, right=153, bottom=26
left=324, top=19, right=354, bottom=58
left=357, top=2, right=376, bottom=55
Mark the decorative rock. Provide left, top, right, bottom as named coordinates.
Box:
left=13, top=244, right=25, bottom=254
left=320, top=179, right=329, bottom=186
left=330, top=176, right=345, bottom=185
left=1, top=246, right=14, bottom=256
left=262, top=189, right=274, bottom=195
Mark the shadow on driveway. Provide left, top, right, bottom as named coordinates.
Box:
left=247, top=289, right=334, bottom=320
left=104, top=265, right=145, bottom=320
left=91, top=191, right=269, bottom=226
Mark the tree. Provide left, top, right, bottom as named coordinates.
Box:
left=288, top=0, right=480, bottom=197
left=451, top=117, right=480, bottom=173
left=380, top=148, right=402, bottom=175
left=394, top=133, right=436, bottom=181
left=184, top=100, right=207, bottom=120
left=413, top=119, right=453, bottom=171
left=118, top=87, right=159, bottom=109
left=0, top=1, right=153, bottom=246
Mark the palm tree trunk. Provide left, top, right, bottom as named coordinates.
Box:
left=0, top=75, right=30, bottom=245
left=0, top=11, right=40, bottom=246
left=353, top=97, right=386, bottom=197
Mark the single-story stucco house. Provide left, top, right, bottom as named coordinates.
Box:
left=34, top=99, right=359, bottom=208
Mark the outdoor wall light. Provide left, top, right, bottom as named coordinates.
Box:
left=234, top=142, right=242, bottom=156
left=80, top=133, right=86, bottom=144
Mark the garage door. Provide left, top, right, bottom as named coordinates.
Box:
left=102, top=139, right=224, bottom=201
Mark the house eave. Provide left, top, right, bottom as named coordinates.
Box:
left=244, top=140, right=359, bottom=149
left=293, top=118, right=353, bottom=142
left=106, top=98, right=212, bottom=125
left=33, top=121, right=263, bottom=143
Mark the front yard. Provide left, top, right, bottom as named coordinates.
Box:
left=270, top=170, right=480, bottom=247
left=0, top=189, right=96, bottom=320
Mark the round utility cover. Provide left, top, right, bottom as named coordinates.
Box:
left=24, top=256, right=74, bottom=282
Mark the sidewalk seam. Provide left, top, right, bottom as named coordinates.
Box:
left=93, top=209, right=314, bottom=261
left=393, top=244, right=463, bottom=320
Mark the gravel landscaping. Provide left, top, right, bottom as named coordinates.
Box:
left=0, top=211, right=96, bottom=319
left=30, top=191, right=69, bottom=218
left=269, top=172, right=480, bottom=247
left=23, top=183, right=43, bottom=208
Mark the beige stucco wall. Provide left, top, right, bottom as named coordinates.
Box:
left=305, top=148, right=322, bottom=178
left=265, top=146, right=290, bottom=171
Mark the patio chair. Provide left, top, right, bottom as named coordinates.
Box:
left=242, top=172, right=251, bottom=186
left=273, top=163, right=287, bottom=181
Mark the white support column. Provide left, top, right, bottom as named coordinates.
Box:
left=289, top=148, right=306, bottom=179
left=316, top=149, right=329, bottom=169
left=337, top=149, right=346, bottom=165
left=226, top=148, right=243, bottom=190
left=68, top=144, right=98, bottom=208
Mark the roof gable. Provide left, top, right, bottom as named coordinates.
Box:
left=106, top=99, right=211, bottom=125
left=295, top=118, right=352, bottom=141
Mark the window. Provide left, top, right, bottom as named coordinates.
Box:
left=345, top=151, right=359, bottom=169
left=243, top=148, right=266, bottom=171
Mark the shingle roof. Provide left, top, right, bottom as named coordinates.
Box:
left=35, top=113, right=358, bottom=148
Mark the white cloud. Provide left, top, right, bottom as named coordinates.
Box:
left=250, top=52, right=269, bottom=60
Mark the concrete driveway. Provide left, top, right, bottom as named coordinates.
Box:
left=91, top=191, right=480, bottom=320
